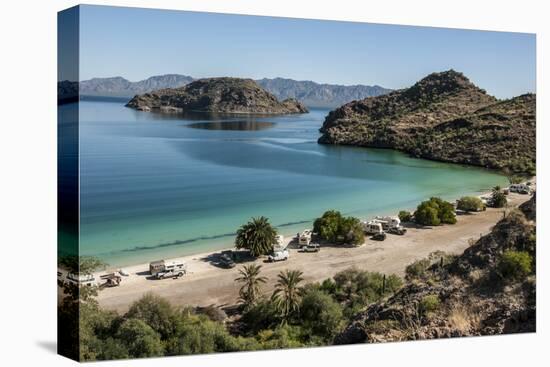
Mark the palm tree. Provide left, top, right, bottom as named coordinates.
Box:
left=235, top=216, right=277, bottom=257
left=235, top=264, right=267, bottom=308
left=272, top=269, right=304, bottom=322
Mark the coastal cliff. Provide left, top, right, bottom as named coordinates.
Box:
left=319, top=70, right=535, bottom=175
left=126, top=77, right=309, bottom=114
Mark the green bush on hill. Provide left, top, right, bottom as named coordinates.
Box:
left=419, top=294, right=441, bottom=315
left=496, top=250, right=532, bottom=281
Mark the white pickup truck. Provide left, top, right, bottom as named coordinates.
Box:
left=268, top=249, right=289, bottom=262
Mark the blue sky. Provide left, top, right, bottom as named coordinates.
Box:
left=77, top=5, right=536, bottom=99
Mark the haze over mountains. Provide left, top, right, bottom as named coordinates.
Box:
left=80, top=74, right=391, bottom=107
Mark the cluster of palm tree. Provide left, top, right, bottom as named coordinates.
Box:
left=235, top=264, right=304, bottom=322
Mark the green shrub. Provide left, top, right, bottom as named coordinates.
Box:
left=240, top=298, right=280, bottom=334
left=300, top=289, right=345, bottom=341
left=497, top=251, right=532, bottom=281
left=413, top=197, right=456, bottom=226
left=115, top=319, right=164, bottom=358
left=398, top=210, right=412, bottom=222
left=313, top=210, right=364, bottom=246
left=419, top=295, right=440, bottom=315
left=329, top=268, right=403, bottom=318
left=405, top=258, right=432, bottom=280
left=457, top=196, right=484, bottom=212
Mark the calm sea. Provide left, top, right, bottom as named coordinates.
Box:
left=64, top=98, right=507, bottom=267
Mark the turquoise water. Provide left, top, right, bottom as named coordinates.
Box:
left=75, top=99, right=507, bottom=266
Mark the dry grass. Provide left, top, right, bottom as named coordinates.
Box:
left=447, top=304, right=481, bottom=333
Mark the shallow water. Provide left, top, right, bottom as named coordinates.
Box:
left=67, top=99, right=507, bottom=266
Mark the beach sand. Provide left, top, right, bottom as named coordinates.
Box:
left=95, top=191, right=532, bottom=313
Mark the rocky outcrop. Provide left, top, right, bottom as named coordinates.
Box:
left=319, top=70, right=536, bottom=176
left=126, top=77, right=309, bottom=115
left=335, top=195, right=536, bottom=344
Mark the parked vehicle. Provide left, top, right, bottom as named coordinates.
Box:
left=268, top=249, right=289, bottom=262
left=219, top=253, right=236, bottom=268
left=371, top=232, right=387, bottom=241
left=374, top=216, right=401, bottom=230
left=362, top=221, right=384, bottom=235
left=301, top=243, right=320, bottom=252
left=373, top=216, right=407, bottom=235
left=100, top=273, right=122, bottom=287
left=509, top=184, right=531, bottom=195
left=150, top=259, right=187, bottom=279
left=66, top=272, right=96, bottom=287
left=298, top=230, right=313, bottom=246
left=387, top=226, right=407, bottom=235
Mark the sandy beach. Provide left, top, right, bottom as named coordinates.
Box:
left=93, top=189, right=533, bottom=313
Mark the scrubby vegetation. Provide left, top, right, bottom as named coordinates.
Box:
left=413, top=197, right=456, bottom=226
left=456, top=196, right=485, bottom=212
left=60, top=264, right=403, bottom=361
left=313, top=210, right=365, bottom=246
left=398, top=210, right=412, bottom=222
left=496, top=250, right=532, bottom=281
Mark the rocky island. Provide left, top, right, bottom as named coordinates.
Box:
left=319, top=70, right=535, bottom=176
left=126, top=77, right=309, bottom=114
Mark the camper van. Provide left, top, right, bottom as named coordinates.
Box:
left=298, top=230, right=313, bottom=246
left=66, top=272, right=96, bottom=287
left=373, top=216, right=401, bottom=229
left=373, top=216, right=407, bottom=235
left=268, top=249, right=289, bottom=262
left=149, top=259, right=187, bottom=279
left=362, top=220, right=384, bottom=235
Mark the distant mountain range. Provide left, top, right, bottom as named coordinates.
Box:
left=80, top=74, right=391, bottom=107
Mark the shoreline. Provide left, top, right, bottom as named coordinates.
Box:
left=85, top=185, right=508, bottom=269
left=93, top=182, right=534, bottom=313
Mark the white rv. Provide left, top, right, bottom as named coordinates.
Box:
left=298, top=230, right=313, bottom=246
left=66, top=272, right=96, bottom=287
left=373, top=216, right=401, bottom=230
left=362, top=220, right=384, bottom=235
left=268, top=249, right=289, bottom=262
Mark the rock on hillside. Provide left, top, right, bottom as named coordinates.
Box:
left=319, top=70, right=536, bottom=175
left=335, top=195, right=536, bottom=345
left=126, top=77, right=309, bottom=114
